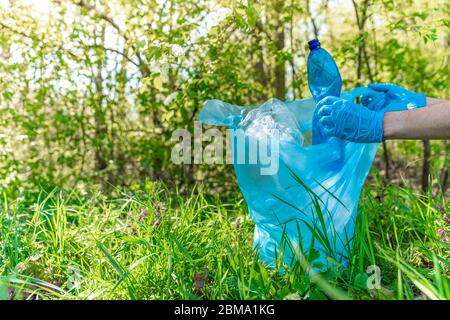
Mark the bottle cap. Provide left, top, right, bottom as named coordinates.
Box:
left=308, top=39, right=321, bottom=51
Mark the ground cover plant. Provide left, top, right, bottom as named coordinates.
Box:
left=1, top=172, right=448, bottom=300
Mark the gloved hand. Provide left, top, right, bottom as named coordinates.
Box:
left=361, top=83, right=426, bottom=112
left=317, top=96, right=385, bottom=143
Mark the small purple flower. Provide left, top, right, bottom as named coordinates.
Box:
left=137, top=209, right=148, bottom=223
left=437, top=228, right=445, bottom=235
left=439, top=204, right=445, bottom=213
left=126, top=212, right=134, bottom=228
left=154, top=202, right=166, bottom=214
left=444, top=214, right=450, bottom=223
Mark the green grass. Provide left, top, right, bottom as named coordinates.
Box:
left=0, top=177, right=449, bottom=300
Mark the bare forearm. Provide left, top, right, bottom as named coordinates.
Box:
left=383, top=99, right=450, bottom=140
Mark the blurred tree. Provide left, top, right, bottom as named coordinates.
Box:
left=0, top=0, right=447, bottom=194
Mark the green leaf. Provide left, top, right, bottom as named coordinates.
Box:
left=354, top=273, right=369, bottom=289
left=245, top=5, right=258, bottom=28
left=309, top=288, right=327, bottom=300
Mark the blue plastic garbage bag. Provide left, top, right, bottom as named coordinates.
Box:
left=197, top=88, right=379, bottom=269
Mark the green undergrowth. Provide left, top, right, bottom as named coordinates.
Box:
left=0, top=178, right=448, bottom=300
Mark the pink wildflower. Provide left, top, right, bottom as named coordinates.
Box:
left=137, top=209, right=148, bottom=223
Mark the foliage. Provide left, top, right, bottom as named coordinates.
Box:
left=0, top=0, right=447, bottom=190
left=0, top=178, right=449, bottom=300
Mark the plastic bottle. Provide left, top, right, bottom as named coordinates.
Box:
left=307, top=39, right=342, bottom=145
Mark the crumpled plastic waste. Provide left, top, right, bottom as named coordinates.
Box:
left=198, top=88, right=379, bottom=270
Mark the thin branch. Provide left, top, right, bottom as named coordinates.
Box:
left=1, top=21, right=79, bottom=60
left=75, top=0, right=123, bottom=38
left=74, top=0, right=150, bottom=77
left=85, top=44, right=140, bottom=68
left=363, top=45, right=374, bottom=81
left=351, top=0, right=361, bottom=29
left=306, top=0, right=319, bottom=38
left=0, top=22, right=34, bottom=40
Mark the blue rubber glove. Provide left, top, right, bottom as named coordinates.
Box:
left=317, top=96, right=384, bottom=143
left=361, top=83, right=426, bottom=112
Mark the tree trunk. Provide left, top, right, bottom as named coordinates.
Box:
left=352, top=0, right=370, bottom=85
left=353, top=0, right=391, bottom=180
left=273, top=1, right=286, bottom=100
left=441, top=155, right=449, bottom=195
left=306, top=0, right=319, bottom=39
left=422, top=140, right=431, bottom=192
left=289, top=1, right=297, bottom=99
left=94, top=24, right=108, bottom=171
left=254, top=21, right=269, bottom=101
left=439, top=35, right=449, bottom=195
